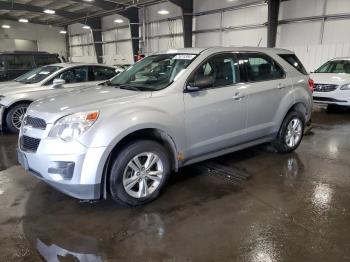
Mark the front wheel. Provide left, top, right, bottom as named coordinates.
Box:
left=109, top=140, right=171, bottom=206
left=5, top=103, right=29, bottom=133
left=272, top=111, right=305, bottom=153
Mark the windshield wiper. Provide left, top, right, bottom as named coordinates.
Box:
left=119, top=85, right=142, bottom=91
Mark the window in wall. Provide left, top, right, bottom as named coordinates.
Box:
left=242, top=53, right=284, bottom=82
left=35, top=56, right=60, bottom=67
left=8, top=55, right=34, bottom=70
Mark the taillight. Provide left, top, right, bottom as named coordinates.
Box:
left=308, top=78, right=314, bottom=93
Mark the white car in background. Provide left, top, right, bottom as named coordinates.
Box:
left=0, top=63, right=118, bottom=133
left=311, top=58, right=350, bottom=107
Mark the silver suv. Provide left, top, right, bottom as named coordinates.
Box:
left=17, top=47, right=313, bottom=206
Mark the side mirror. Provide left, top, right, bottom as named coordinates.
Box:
left=186, top=75, right=214, bottom=92
left=52, top=78, right=65, bottom=88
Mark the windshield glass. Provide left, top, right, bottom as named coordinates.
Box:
left=15, top=66, right=62, bottom=84
left=109, top=53, right=197, bottom=91
left=315, top=60, right=350, bottom=74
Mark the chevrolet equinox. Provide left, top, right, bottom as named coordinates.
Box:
left=17, top=47, right=313, bottom=206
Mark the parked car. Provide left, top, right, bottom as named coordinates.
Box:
left=17, top=47, right=313, bottom=206
left=0, top=63, right=118, bottom=133
left=0, top=51, right=62, bottom=82
left=311, top=58, right=350, bottom=107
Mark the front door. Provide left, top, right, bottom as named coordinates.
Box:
left=184, top=53, right=247, bottom=159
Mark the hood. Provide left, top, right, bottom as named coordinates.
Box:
left=310, top=73, right=350, bottom=86
left=0, top=81, right=41, bottom=96
left=28, top=86, right=151, bottom=123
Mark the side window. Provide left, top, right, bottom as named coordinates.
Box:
left=8, top=55, right=34, bottom=70
left=54, top=67, right=89, bottom=84
left=93, top=66, right=116, bottom=81
left=243, top=53, right=284, bottom=82
left=191, top=54, right=239, bottom=88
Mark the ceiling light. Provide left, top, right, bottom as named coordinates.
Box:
left=114, top=19, right=124, bottom=23
left=82, top=25, right=91, bottom=29
left=59, top=30, right=67, bottom=34
left=44, top=9, right=55, bottom=14
left=84, top=0, right=94, bottom=1
left=2, top=25, right=10, bottom=29
left=19, top=18, right=29, bottom=23
left=158, top=10, right=169, bottom=15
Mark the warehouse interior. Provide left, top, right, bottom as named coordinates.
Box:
left=1, top=0, right=350, bottom=261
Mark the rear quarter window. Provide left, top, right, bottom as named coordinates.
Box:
left=279, top=54, right=308, bottom=75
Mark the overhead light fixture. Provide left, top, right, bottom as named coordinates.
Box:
left=19, top=18, right=29, bottom=23
left=82, top=25, right=91, bottom=29
left=59, top=30, right=67, bottom=34
left=84, top=0, right=94, bottom=1
left=114, top=19, right=124, bottom=23
left=158, top=10, right=169, bottom=15
left=1, top=25, right=10, bottom=29
left=44, top=9, right=55, bottom=14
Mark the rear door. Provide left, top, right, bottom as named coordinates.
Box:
left=239, top=52, right=292, bottom=140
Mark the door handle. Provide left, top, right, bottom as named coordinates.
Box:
left=277, top=83, right=286, bottom=89
left=232, top=92, right=245, bottom=101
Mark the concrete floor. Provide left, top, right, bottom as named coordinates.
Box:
left=1, top=105, right=350, bottom=261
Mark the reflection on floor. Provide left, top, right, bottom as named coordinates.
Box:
left=1, top=104, right=350, bottom=261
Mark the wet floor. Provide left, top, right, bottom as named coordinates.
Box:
left=1, top=105, right=350, bottom=261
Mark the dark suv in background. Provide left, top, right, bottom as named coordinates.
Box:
left=0, top=51, right=62, bottom=82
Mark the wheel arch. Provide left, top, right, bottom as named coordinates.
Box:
left=99, top=128, right=179, bottom=199
left=2, top=100, right=33, bottom=130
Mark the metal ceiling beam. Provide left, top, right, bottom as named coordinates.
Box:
left=69, top=0, right=124, bottom=11
left=0, top=1, right=80, bottom=20
left=169, top=0, right=193, bottom=48
left=0, top=14, right=53, bottom=26
left=267, top=0, right=280, bottom=47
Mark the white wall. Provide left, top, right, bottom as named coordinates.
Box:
left=277, top=0, right=350, bottom=71
left=0, top=19, right=66, bottom=57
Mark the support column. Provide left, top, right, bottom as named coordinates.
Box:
left=86, top=17, right=103, bottom=63
left=267, top=0, right=281, bottom=48
left=120, top=7, right=140, bottom=62
left=169, top=0, right=194, bottom=48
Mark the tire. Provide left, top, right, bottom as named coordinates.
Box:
left=272, top=110, right=305, bottom=153
left=109, top=140, right=171, bottom=206
left=5, top=103, right=29, bottom=133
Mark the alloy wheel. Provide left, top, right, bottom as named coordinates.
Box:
left=285, top=118, right=302, bottom=148
left=123, top=152, right=164, bottom=198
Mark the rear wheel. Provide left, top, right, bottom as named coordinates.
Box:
left=272, top=111, right=305, bottom=153
left=109, top=140, right=171, bottom=206
left=5, top=103, right=29, bottom=133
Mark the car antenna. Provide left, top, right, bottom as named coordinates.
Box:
left=257, top=37, right=262, bottom=47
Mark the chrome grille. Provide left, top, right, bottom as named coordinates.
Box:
left=21, top=135, right=41, bottom=152
left=314, top=84, right=338, bottom=92
left=24, top=116, right=47, bottom=130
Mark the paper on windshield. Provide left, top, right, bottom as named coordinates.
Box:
left=173, top=54, right=196, bottom=60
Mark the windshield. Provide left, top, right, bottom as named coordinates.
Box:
left=315, top=60, right=350, bottom=74
left=109, top=53, right=197, bottom=91
left=15, top=66, right=62, bottom=84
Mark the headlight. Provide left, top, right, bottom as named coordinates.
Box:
left=340, top=84, right=350, bottom=90
left=49, top=111, right=99, bottom=142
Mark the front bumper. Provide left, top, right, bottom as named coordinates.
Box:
left=17, top=137, right=106, bottom=200
left=313, top=90, right=350, bottom=106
